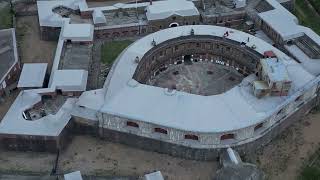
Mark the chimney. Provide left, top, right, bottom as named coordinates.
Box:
left=150, top=0, right=152, bottom=5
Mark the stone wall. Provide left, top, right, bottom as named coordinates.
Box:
left=133, top=35, right=262, bottom=83
left=147, top=15, right=200, bottom=32
left=0, top=119, right=73, bottom=152
left=97, top=93, right=319, bottom=160
left=95, top=25, right=148, bottom=39
left=201, top=11, right=246, bottom=27
left=40, top=26, right=61, bottom=41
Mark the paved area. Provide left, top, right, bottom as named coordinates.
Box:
left=60, top=44, right=92, bottom=71
left=149, top=62, right=243, bottom=96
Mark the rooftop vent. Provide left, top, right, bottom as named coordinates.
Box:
left=151, top=39, right=157, bottom=46
left=190, top=28, right=195, bottom=35
left=164, top=88, right=176, bottom=96
left=127, top=79, right=139, bottom=87
left=134, top=56, right=140, bottom=63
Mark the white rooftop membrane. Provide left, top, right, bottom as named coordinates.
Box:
left=51, top=70, right=88, bottom=92
left=145, top=0, right=200, bottom=21
left=0, top=90, right=76, bottom=136
left=18, top=63, right=47, bottom=88
left=62, top=23, right=94, bottom=42
left=99, top=25, right=315, bottom=133
left=258, top=0, right=320, bottom=75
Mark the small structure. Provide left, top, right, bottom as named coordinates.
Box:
left=145, top=0, right=199, bottom=21
left=144, top=171, right=164, bottom=180
left=263, top=50, right=276, bottom=58
left=233, top=0, right=247, bottom=8
left=62, top=23, right=94, bottom=43
left=64, top=171, right=83, bottom=180
left=254, top=57, right=292, bottom=97
left=51, top=70, right=88, bottom=96
left=17, top=63, right=47, bottom=89
left=216, top=148, right=264, bottom=180
left=92, top=9, right=107, bottom=25
left=252, top=81, right=269, bottom=98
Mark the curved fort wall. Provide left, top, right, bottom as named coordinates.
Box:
left=132, top=35, right=262, bottom=83
left=98, top=34, right=320, bottom=160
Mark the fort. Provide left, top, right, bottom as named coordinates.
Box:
left=0, top=0, right=320, bottom=162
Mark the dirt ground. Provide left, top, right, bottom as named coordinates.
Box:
left=15, top=16, right=56, bottom=73
left=58, top=136, right=216, bottom=180
left=251, top=110, right=320, bottom=180
left=0, top=135, right=216, bottom=180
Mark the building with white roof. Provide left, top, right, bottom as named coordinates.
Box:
left=92, top=9, right=107, bottom=25
left=62, top=23, right=94, bottom=42
left=64, top=171, right=83, bottom=180
left=51, top=70, right=88, bottom=93
left=145, top=0, right=199, bottom=21
left=144, top=171, right=164, bottom=180
left=18, top=63, right=47, bottom=89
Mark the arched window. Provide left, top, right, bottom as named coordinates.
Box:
left=295, top=95, right=303, bottom=102
left=254, top=123, right=263, bottom=131
left=184, top=134, right=199, bottom=141
left=220, top=133, right=235, bottom=140
left=154, top=128, right=168, bottom=134
left=126, top=121, right=139, bottom=128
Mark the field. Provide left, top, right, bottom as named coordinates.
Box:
left=101, top=40, right=133, bottom=65
left=294, top=0, right=320, bottom=35
left=0, top=4, right=13, bottom=29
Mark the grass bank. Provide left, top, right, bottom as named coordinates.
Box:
left=294, top=0, right=320, bottom=35
left=0, top=4, right=13, bottom=29
left=101, top=40, right=133, bottom=65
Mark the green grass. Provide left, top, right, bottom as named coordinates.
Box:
left=294, top=0, right=320, bottom=35
left=101, top=40, right=133, bottom=65
left=0, top=5, right=13, bottom=29
left=309, top=0, right=320, bottom=13
left=299, top=148, right=320, bottom=180
left=299, top=166, right=320, bottom=180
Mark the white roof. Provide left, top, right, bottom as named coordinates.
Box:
left=145, top=0, right=199, bottom=21
left=51, top=70, right=88, bottom=92
left=258, top=0, right=302, bottom=41
left=253, top=81, right=269, bottom=90
left=62, top=23, right=94, bottom=42
left=145, top=171, right=164, bottom=180
left=260, top=58, right=290, bottom=82
left=0, top=90, right=75, bottom=136
left=259, top=10, right=302, bottom=41
left=64, top=171, right=83, bottom=180
left=97, top=25, right=315, bottom=133
left=37, top=0, right=87, bottom=27
left=18, top=63, right=47, bottom=88
left=93, top=9, right=107, bottom=24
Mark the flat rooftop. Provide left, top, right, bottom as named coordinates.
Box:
left=76, top=25, right=315, bottom=133
left=18, top=63, right=47, bottom=88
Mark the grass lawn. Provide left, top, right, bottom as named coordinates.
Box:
left=101, top=40, right=133, bottom=65
left=299, top=166, right=320, bottom=180
left=309, top=0, right=320, bottom=13
left=0, top=5, right=13, bottom=29
left=294, top=0, right=320, bottom=35
left=299, top=148, right=320, bottom=180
